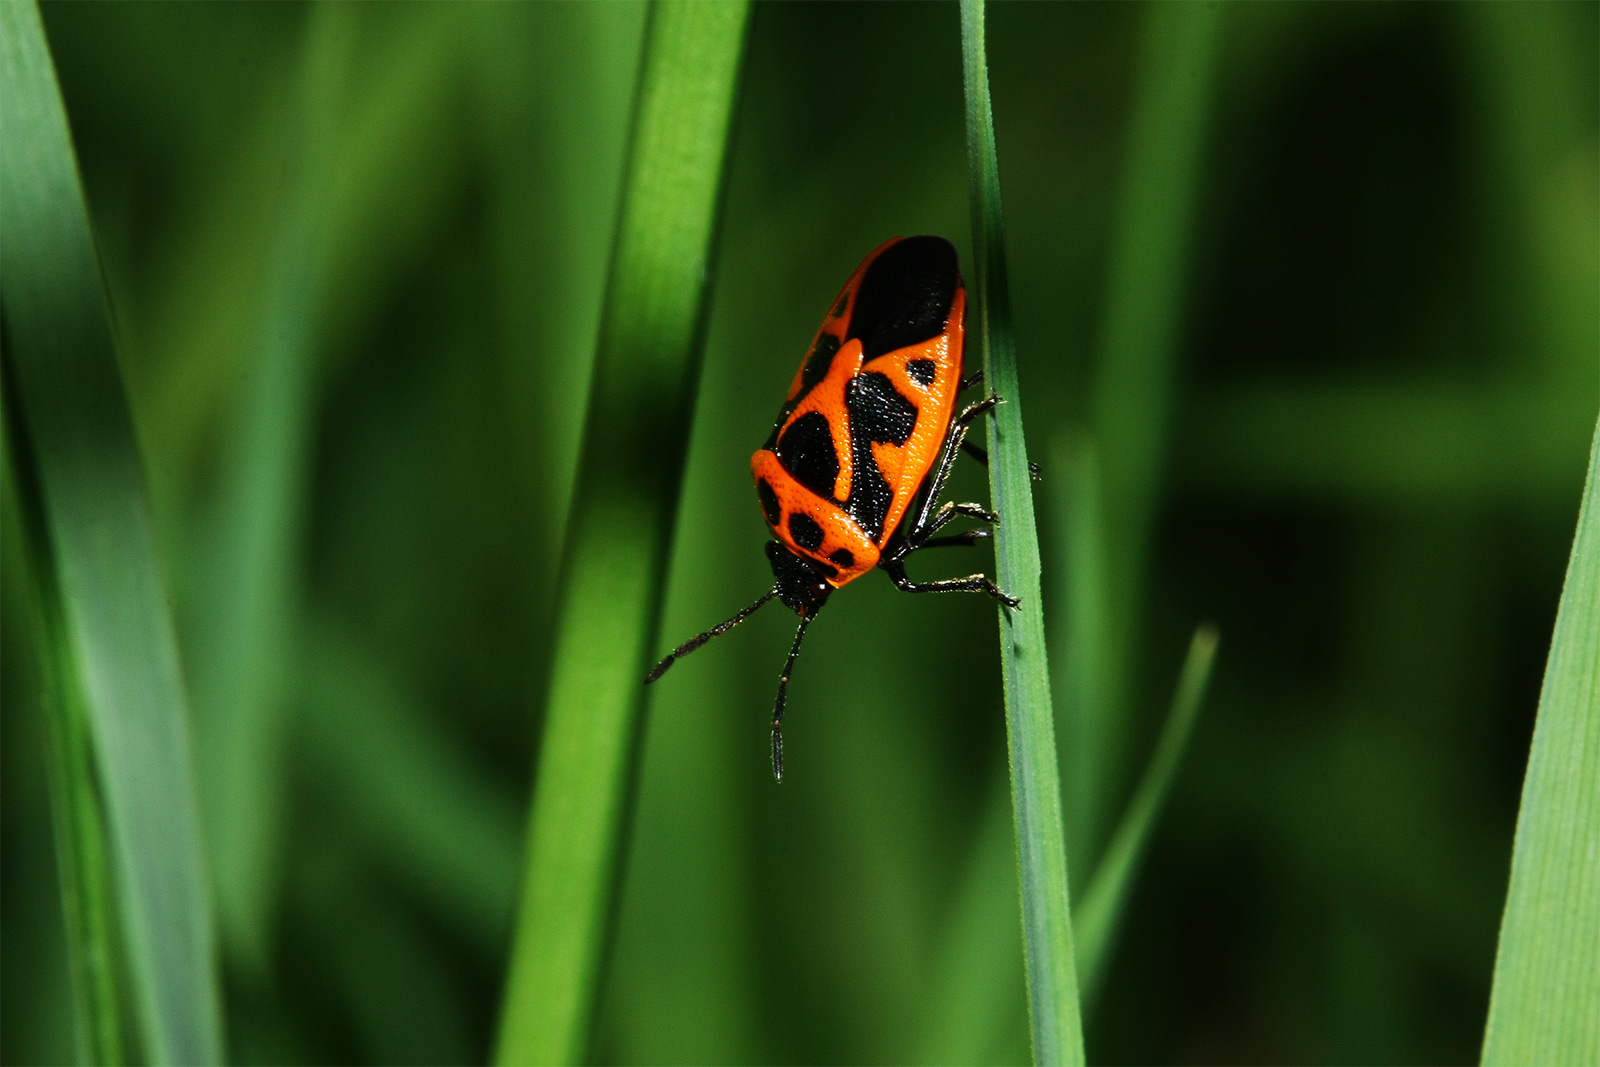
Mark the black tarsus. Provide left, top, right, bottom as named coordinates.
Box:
left=771, top=612, right=815, bottom=783
left=911, top=529, right=992, bottom=550
left=903, top=393, right=1000, bottom=543
left=872, top=374, right=1020, bottom=611
left=957, top=372, right=1039, bottom=479
left=645, top=588, right=779, bottom=683
left=916, top=501, right=1001, bottom=544
left=881, top=559, right=1020, bottom=608
left=960, top=440, right=1041, bottom=480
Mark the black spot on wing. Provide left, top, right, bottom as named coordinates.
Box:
left=846, top=372, right=916, bottom=445
left=843, top=372, right=917, bottom=539
left=845, top=446, right=893, bottom=540
left=758, top=478, right=781, bottom=527
left=829, top=548, right=855, bottom=569
left=788, top=513, right=824, bottom=551
left=847, top=236, right=959, bottom=359
left=907, top=359, right=936, bottom=386
left=763, top=333, right=843, bottom=449
left=776, top=411, right=840, bottom=498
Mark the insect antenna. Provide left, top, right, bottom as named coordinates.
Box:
left=645, top=588, right=780, bottom=683
left=770, top=611, right=816, bottom=783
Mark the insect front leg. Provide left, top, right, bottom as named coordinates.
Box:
left=906, top=394, right=1000, bottom=541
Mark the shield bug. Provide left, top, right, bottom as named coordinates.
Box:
left=646, top=236, right=1017, bottom=781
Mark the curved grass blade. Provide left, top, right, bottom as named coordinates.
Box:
left=493, top=3, right=750, bottom=1063
left=1481, top=417, right=1600, bottom=1065
left=0, top=4, right=224, bottom=1062
left=1074, top=624, right=1218, bottom=1006
left=959, top=2, right=1084, bottom=1062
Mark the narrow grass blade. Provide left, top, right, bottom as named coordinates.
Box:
left=1051, top=430, right=1109, bottom=881
left=0, top=4, right=224, bottom=1062
left=1074, top=624, right=1218, bottom=1005
left=1481, top=417, right=1600, bottom=1065
left=3, top=396, right=124, bottom=1064
left=1088, top=0, right=1220, bottom=804
left=192, top=1, right=353, bottom=972
left=960, top=2, right=1084, bottom=1062
left=493, top=4, right=750, bottom=1063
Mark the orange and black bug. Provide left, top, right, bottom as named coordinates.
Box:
left=646, top=236, right=1017, bottom=781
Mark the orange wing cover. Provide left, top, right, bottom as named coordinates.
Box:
left=752, top=236, right=966, bottom=589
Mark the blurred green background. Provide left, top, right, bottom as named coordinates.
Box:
left=3, top=2, right=1596, bottom=1064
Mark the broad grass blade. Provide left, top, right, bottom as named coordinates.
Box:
left=0, top=4, right=224, bottom=1061
left=2, top=397, right=125, bottom=1064
left=494, top=4, right=750, bottom=1063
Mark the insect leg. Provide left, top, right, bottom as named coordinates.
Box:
left=907, top=397, right=994, bottom=540
left=963, top=441, right=1042, bottom=479
left=882, top=559, right=1019, bottom=608
left=908, top=529, right=992, bottom=551
left=904, top=502, right=1000, bottom=554
left=957, top=393, right=1002, bottom=425
left=924, top=500, right=1001, bottom=535
left=960, top=370, right=985, bottom=392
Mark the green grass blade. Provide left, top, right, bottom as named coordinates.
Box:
left=493, top=3, right=750, bottom=1063
left=192, top=1, right=353, bottom=972
left=0, top=4, right=224, bottom=1062
left=1088, top=0, right=1220, bottom=801
left=1051, top=430, right=1109, bottom=881
left=1074, top=624, right=1218, bottom=1005
left=1481, top=417, right=1600, bottom=1065
left=3, top=394, right=125, bottom=1065
left=960, top=2, right=1084, bottom=1062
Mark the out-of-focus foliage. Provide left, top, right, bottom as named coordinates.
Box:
left=2, top=3, right=1595, bottom=1065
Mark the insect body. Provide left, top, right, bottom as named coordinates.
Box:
left=646, top=236, right=1017, bottom=781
